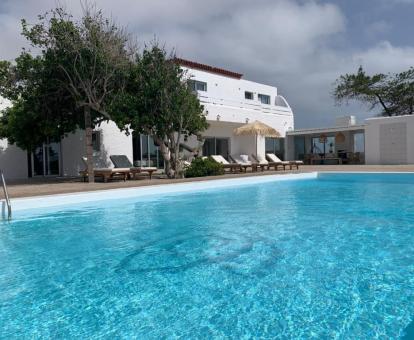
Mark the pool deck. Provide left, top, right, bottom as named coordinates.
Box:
left=4, top=164, right=414, bottom=198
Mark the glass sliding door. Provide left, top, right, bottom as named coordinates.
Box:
left=215, top=138, right=229, bottom=159
left=202, top=138, right=215, bottom=157
left=265, top=137, right=285, bottom=160
left=32, top=146, right=45, bottom=176
left=31, top=139, right=61, bottom=176
left=132, top=133, right=164, bottom=169
left=293, top=137, right=305, bottom=160
left=202, top=137, right=229, bottom=159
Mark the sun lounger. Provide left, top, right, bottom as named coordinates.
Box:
left=80, top=157, right=130, bottom=182
left=251, top=154, right=284, bottom=171
left=230, top=155, right=256, bottom=172
left=266, top=153, right=303, bottom=170
left=250, top=154, right=271, bottom=171
left=211, top=155, right=242, bottom=172
left=110, top=155, right=157, bottom=180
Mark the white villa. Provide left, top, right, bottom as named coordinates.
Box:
left=0, top=59, right=294, bottom=179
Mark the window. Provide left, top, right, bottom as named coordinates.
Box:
left=203, top=137, right=229, bottom=159
left=311, top=136, right=335, bottom=155
left=265, top=137, right=285, bottom=160
left=275, top=95, right=288, bottom=107
left=258, top=94, right=270, bottom=105
left=92, top=131, right=101, bottom=152
left=294, top=136, right=305, bottom=160
left=245, top=91, right=254, bottom=100
left=188, top=79, right=207, bottom=92
left=353, top=133, right=365, bottom=153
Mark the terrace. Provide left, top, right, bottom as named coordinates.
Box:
left=4, top=164, right=414, bottom=199
left=285, top=116, right=366, bottom=165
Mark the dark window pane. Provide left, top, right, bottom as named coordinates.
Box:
left=33, top=146, right=44, bottom=176
left=245, top=91, right=253, bottom=100
left=258, top=94, right=270, bottom=104
left=216, top=138, right=229, bottom=159
left=47, top=143, right=60, bottom=175
left=203, top=138, right=215, bottom=156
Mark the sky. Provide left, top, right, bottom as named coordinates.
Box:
left=0, top=0, right=413, bottom=128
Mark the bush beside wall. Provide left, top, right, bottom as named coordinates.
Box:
left=184, top=157, right=225, bottom=178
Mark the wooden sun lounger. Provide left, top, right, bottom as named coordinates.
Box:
left=80, top=158, right=130, bottom=182
left=230, top=155, right=256, bottom=172
left=110, top=155, right=157, bottom=180
left=210, top=155, right=242, bottom=172
left=266, top=153, right=300, bottom=170
left=250, top=154, right=272, bottom=171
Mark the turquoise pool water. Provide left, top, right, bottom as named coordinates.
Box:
left=1, top=173, right=414, bottom=338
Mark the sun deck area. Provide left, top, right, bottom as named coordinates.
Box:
left=4, top=164, right=414, bottom=198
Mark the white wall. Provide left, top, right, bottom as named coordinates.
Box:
left=365, top=115, right=414, bottom=165
left=182, top=67, right=294, bottom=136
left=0, top=139, right=28, bottom=179
left=61, top=122, right=133, bottom=176
left=98, top=121, right=133, bottom=166
left=61, top=130, right=85, bottom=176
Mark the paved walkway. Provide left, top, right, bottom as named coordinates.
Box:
left=4, top=165, right=414, bottom=198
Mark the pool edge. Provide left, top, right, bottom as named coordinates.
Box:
left=8, top=172, right=318, bottom=212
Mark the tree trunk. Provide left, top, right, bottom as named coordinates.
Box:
left=154, top=136, right=174, bottom=178
left=84, top=106, right=95, bottom=183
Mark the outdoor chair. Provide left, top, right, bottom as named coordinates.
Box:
left=80, top=157, right=130, bottom=182
left=110, top=155, right=157, bottom=180
left=211, top=155, right=242, bottom=172
left=266, top=153, right=303, bottom=170
left=230, top=155, right=256, bottom=172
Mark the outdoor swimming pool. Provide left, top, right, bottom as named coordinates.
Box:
left=1, top=173, right=414, bottom=338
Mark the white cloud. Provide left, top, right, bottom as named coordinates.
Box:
left=0, top=0, right=413, bottom=127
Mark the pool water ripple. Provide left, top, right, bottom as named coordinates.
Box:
left=1, top=174, right=414, bottom=338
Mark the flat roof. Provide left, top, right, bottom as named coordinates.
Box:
left=175, top=58, right=243, bottom=79
left=287, top=124, right=366, bottom=136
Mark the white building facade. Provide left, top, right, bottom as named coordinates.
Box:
left=286, top=114, right=414, bottom=165
left=0, top=60, right=294, bottom=179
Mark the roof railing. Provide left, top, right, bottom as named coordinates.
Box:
left=0, top=169, right=11, bottom=220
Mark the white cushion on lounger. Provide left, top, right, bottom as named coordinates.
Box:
left=240, top=154, right=249, bottom=163
left=211, top=155, right=229, bottom=164
left=233, top=155, right=251, bottom=165
left=256, top=155, right=268, bottom=165
left=266, top=153, right=290, bottom=164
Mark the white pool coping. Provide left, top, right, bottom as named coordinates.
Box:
left=5, top=172, right=317, bottom=213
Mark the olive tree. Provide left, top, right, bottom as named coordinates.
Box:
left=112, top=44, right=208, bottom=178
left=0, top=4, right=134, bottom=182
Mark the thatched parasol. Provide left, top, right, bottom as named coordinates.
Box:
left=233, top=120, right=281, bottom=137
left=233, top=120, right=281, bottom=157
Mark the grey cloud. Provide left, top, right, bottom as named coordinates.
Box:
left=0, top=0, right=413, bottom=128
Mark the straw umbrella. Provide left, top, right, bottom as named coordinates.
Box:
left=233, top=120, right=281, bottom=158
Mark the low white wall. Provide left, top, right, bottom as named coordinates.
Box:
left=98, top=121, right=133, bottom=166
left=0, top=139, right=28, bottom=179
left=365, top=115, right=414, bottom=165
left=61, top=122, right=133, bottom=176
left=61, top=130, right=85, bottom=176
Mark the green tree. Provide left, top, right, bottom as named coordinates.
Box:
left=0, top=5, right=133, bottom=182
left=112, top=44, right=208, bottom=178
left=333, top=66, right=414, bottom=116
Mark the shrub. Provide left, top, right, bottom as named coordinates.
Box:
left=184, top=157, right=225, bottom=178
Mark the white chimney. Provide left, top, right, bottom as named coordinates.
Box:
left=335, top=115, right=356, bottom=127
